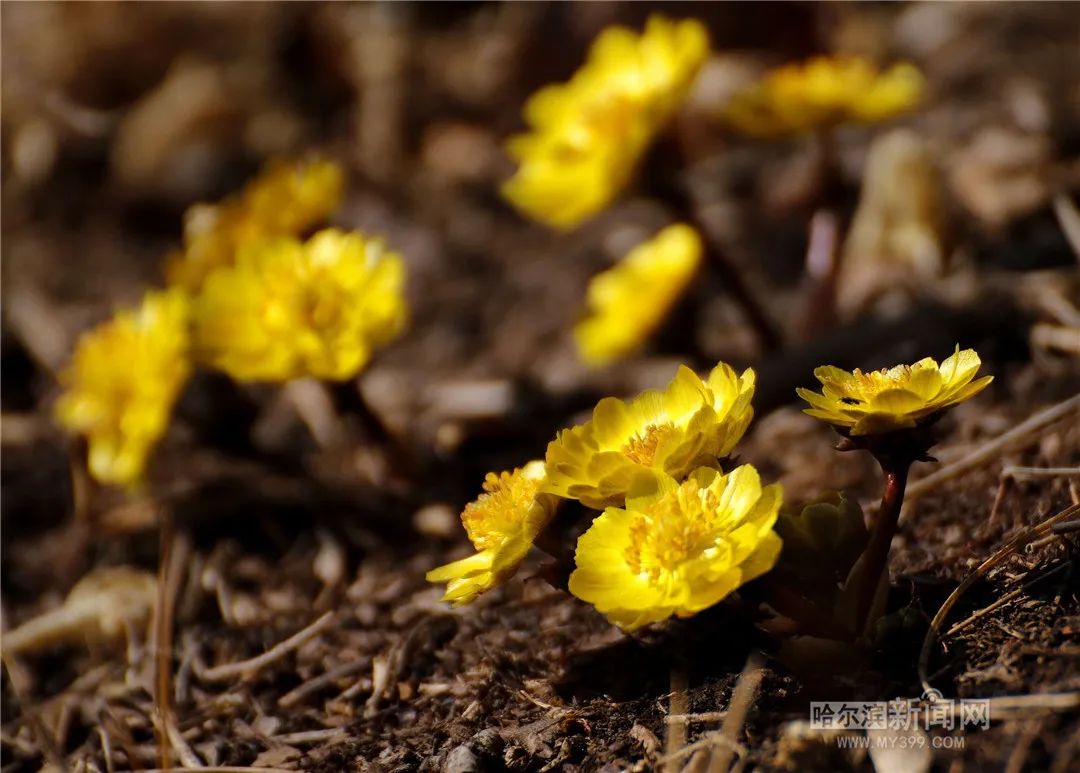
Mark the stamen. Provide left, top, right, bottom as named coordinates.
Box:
left=622, top=422, right=677, bottom=466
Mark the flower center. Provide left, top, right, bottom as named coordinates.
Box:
left=623, top=482, right=722, bottom=582
left=622, top=422, right=677, bottom=466
left=623, top=514, right=702, bottom=583
left=461, top=470, right=543, bottom=551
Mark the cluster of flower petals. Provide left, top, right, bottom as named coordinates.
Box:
left=55, top=289, right=192, bottom=487
left=725, top=55, right=923, bottom=138
left=502, top=16, right=709, bottom=229
left=166, top=158, right=344, bottom=291
left=426, top=461, right=558, bottom=606
left=796, top=347, right=992, bottom=435
left=429, top=360, right=769, bottom=631
left=574, top=223, right=702, bottom=367
left=570, top=465, right=783, bottom=631
left=191, top=228, right=408, bottom=383
left=544, top=363, right=756, bottom=509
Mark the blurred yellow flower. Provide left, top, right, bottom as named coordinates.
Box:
left=725, top=56, right=923, bottom=138
left=502, top=16, right=710, bottom=229
left=797, top=347, right=992, bottom=435
left=575, top=223, right=702, bottom=366
left=192, top=228, right=407, bottom=382
left=55, top=290, right=191, bottom=487
left=544, top=362, right=755, bottom=508
left=569, top=465, right=782, bottom=631
left=427, top=461, right=559, bottom=605
left=166, top=158, right=344, bottom=290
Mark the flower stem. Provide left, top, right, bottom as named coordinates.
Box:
left=856, top=460, right=911, bottom=635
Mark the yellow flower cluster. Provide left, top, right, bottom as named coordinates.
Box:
left=192, top=228, right=408, bottom=382
left=570, top=466, right=782, bottom=631
left=725, top=56, right=923, bottom=138
left=55, top=290, right=191, bottom=488
left=56, top=158, right=408, bottom=488
left=544, top=363, right=755, bottom=508
left=426, top=461, right=558, bottom=606
left=797, top=347, right=992, bottom=435
left=429, top=361, right=777, bottom=631
left=502, top=16, right=710, bottom=229
left=574, top=224, right=702, bottom=367
left=430, top=344, right=995, bottom=632
left=166, top=158, right=344, bottom=291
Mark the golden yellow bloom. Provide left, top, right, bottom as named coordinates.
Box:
left=192, top=228, right=407, bottom=382
left=575, top=224, right=702, bottom=366
left=427, top=461, right=559, bottom=605
left=544, top=362, right=755, bottom=508
left=725, top=56, right=923, bottom=138
left=55, top=290, right=191, bottom=487
left=796, top=347, right=992, bottom=436
left=569, top=465, right=782, bottom=631
left=502, top=16, right=709, bottom=229
left=166, top=158, right=344, bottom=290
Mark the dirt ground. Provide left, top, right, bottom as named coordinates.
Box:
left=2, top=3, right=1079, bottom=771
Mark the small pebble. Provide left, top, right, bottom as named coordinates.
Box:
left=443, top=744, right=479, bottom=773
left=414, top=503, right=459, bottom=538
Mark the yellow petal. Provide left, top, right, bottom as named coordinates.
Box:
left=569, top=463, right=783, bottom=631
left=426, top=551, right=494, bottom=583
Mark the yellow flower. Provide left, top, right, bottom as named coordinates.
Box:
left=575, top=224, right=703, bottom=366
left=427, top=461, right=559, bottom=605
left=569, top=465, right=782, bottom=631
left=796, top=347, right=993, bottom=436
left=166, top=158, right=344, bottom=290
left=55, top=290, right=191, bottom=487
left=192, top=228, right=407, bottom=382
left=544, top=362, right=755, bottom=508
left=502, top=16, right=709, bottom=229
left=725, top=56, right=923, bottom=138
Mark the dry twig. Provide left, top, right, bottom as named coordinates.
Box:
left=707, top=652, right=765, bottom=773
left=905, top=395, right=1080, bottom=504
left=1052, top=193, right=1080, bottom=263
left=654, top=733, right=744, bottom=771
left=945, top=560, right=1071, bottom=637
left=195, top=611, right=335, bottom=683
left=1003, top=466, right=1080, bottom=480
left=918, top=502, right=1080, bottom=692
left=153, top=511, right=191, bottom=771
left=277, top=658, right=370, bottom=709
left=664, top=654, right=690, bottom=773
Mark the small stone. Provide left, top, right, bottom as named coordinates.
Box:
left=443, top=744, right=479, bottom=773
left=470, top=727, right=504, bottom=759
left=414, top=503, right=459, bottom=539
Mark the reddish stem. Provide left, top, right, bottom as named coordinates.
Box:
left=856, top=461, right=911, bottom=634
